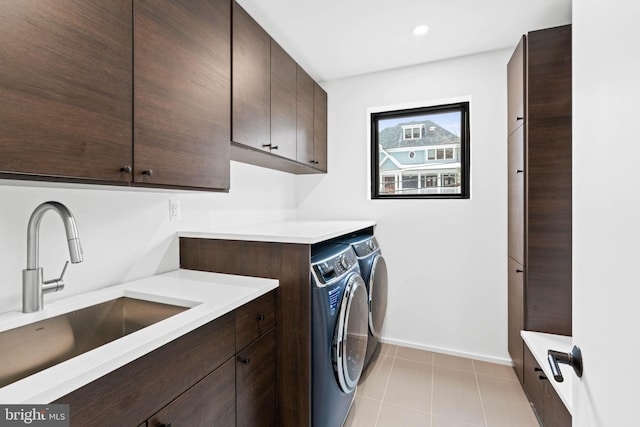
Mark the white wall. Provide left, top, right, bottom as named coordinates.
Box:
left=572, top=0, right=640, bottom=424
left=0, top=161, right=296, bottom=312
left=297, top=49, right=513, bottom=363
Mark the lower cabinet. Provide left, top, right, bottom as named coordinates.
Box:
left=237, top=330, right=276, bottom=427
left=522, top=345, right=571, bottom=427
left=148, top=359, right=236, bottom=427
left=55, top=291, right=276, bottom=427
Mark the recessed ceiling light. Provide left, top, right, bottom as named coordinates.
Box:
left=412, top=24, right=429, bottom=36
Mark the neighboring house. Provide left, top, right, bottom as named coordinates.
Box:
left=378, top=120, right=461, bottom=195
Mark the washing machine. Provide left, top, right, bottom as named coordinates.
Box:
left=340, top=234, right=388, bottom=370
left=311, top=244, right=369, bottom=427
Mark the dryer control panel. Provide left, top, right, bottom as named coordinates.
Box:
left=352, top=236, right=380, bottom=257
left=311, top=247, right=359, bottom=286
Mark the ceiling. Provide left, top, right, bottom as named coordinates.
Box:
left=236, top=0, right=572, bottom=82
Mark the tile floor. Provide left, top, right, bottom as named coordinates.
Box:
left=344, top=344, right=540, bottom=427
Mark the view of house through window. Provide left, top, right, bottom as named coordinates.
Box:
left=370, top=102, right=470, bottom=199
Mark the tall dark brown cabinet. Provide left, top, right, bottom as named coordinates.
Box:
left=507, top=24, right=572, bottom=383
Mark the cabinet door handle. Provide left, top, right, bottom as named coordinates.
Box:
left=534, top=367, right=543, bottom=372
left=516, top=169, right=524, bottom=174
left=516, top=269, right=524, bottom=273
left=538, top=375, right=548, bottom=380
left=120, top=165, right=132, bottom=173
left=158, top=423, right=172, bottom=427
left=256, top=314, right=265, bottom=321
left=516, top=116, right=524, bottom=121
left=142, top=169, right=153, bottom=176
left=238, top=356, right=251, bottom=365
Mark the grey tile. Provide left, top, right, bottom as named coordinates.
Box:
left=432, top=365, right=485, bottom=426
left=384, top=358, right=433, bottom=413
left=472, top=360, right=518, bottom=381
left=476, top=374, right=539, bottom=427
left=434, top=353, right=475, bottom=372
left=396, top=346, right=434, bottom=364
left=379, top=343, right=398, bottom=357
left=344, top=396, right=381, bottom=427
left=376, top=402, right=431, bottom=427
left=358, top=353, right=394, bottom=400
left=432, top=414, right=483, bottom=427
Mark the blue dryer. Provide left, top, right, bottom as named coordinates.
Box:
left=311, top=244, right=369, bottom=427
left=339, top=234, right=388, bottom=370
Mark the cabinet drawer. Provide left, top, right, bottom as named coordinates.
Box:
left=56, top=312, right=235, bottom=426
left=236, top=291, right=275, bottom=350
left=148, top=358, right=236, bottom=427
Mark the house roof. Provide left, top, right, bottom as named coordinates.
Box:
left=379, top=120, right=460, bottom=149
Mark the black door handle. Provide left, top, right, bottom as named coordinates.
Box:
left=548, top=345, right=583, bottom=382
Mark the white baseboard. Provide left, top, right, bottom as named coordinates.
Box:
left=380, top=337, right=513, bottom=366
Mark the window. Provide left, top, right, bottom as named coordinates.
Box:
left=371, top=102, right=470, bottom=199
left=402, top=125, right=423, bottom=140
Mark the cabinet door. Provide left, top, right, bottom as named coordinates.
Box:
left=313, top=83, right=328, bottom=172
left=543, top=381, right=572, bottom=427
left=508, top=258, right=525, bottom=383
left=237, top=329, right=276, bottom=427
left=0, top=0, right=132, bottom=182
left=148, top=358, right=236, bottom=427
left=508, top=125, right=525, bottom=264
left=232, top=1, right=270, bottom=150
left=134, top=0, right=230, bottom=190
left=507, top=35, right=525, bottom=135
left=523, top=345, right=545, bottom=422
left=296, top=66, right=314, bottom=166
left=270, top=40, right=297, bottom=160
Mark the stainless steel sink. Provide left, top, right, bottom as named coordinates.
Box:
left=0, top=297, right=188, bottom=387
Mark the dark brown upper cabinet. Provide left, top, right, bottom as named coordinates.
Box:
left=230, top=0, right=327, bottom=174
left=297, top=75, right=327, bottom=172
left=313, top=83, right=328, bottom=172
left=270, top=40, right=298, bottom=161
left=231, top=1, right=271, bottom=151
left=296, top=67, right=315, bottom=166
left=134, top=0, right=231, bottom=191
left=0, top=0, right=231, bottom=191
left=0, top=1, right=132, bottom=183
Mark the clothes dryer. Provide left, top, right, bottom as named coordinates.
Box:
left=340, top=235, right=388, bottom=369
left=311, top=244, right=369, bottom=427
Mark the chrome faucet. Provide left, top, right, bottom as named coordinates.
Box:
left=22, top=201, right=84, bottom=313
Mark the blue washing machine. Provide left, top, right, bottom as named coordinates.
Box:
left=311, top=244, right=369, bottom=427
left=339, top=234, right=388, bottom=370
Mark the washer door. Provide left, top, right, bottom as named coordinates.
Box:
left=369, top=254, right=388, bottom=338
left=333, top=273, right=368, bottom=393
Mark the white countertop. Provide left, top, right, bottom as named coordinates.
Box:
left=521, top=331, right=573, bottom=414
left=178, top=219, right=376, bottom=244
left=0, top=269, right=278, bottom=404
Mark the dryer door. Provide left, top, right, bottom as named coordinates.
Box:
left=333, top=273, right=368, bottom=393
left=369, top=254, right=388, bottom=338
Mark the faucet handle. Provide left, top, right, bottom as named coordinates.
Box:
left=43, top=261, right=69, bottom=294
